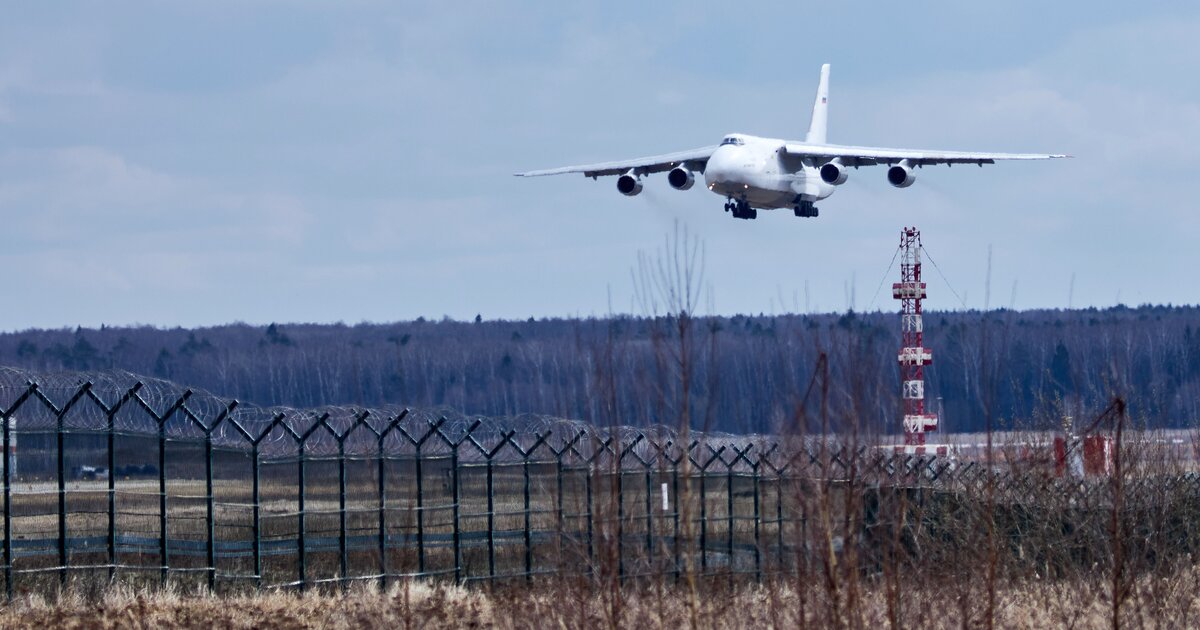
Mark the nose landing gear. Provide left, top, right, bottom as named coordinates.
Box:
left=724, top=198, right=757, bottom=220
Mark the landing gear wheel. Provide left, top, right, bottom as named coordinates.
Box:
left=731, top=199, right=755, bottom=220
left=793, top=201, right=819, bottom=218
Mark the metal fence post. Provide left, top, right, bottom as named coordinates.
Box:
left=1, top=385, right=34, bottom=600
left=777, top=468, right=786, bottom=573
left=450, top=438, right=461, bottom=583
left=753, top=444, right=776, bottom=581
left=464, top=428, right=511, bottom=581
left=252, top=443, right=261, bottom=588
left=691, top=443, right=725, bottom=577
left=198, top=400, right=236, bottom=593
left=243, top=412, right=283, bottom=591
left=697, top=450, right=706, bottom=574
left=556, top=446, right=565, bottom=563
left=377, top=429, right=386, bottom=588
left=550, top=431, right=584, bottom=571
left=584, top=436, right=610, bottom=579
left=616, top=452, right=624, bottom=581
left=549, top=433, right=571, bottom=568
left=295, top=412, right=329, bottom=591
left=465, top=426, right=512, bottom=581
left=375, top=418, right=388, bottom=589
left=524, top=452, right=532, bottom=581
left=726, top=461, right=735, bottom=580
left=485, top=457, right=495, bottom=578
left=297, top=435, right=306, bottom=589
left=751, top=451, right=763, bottom=582
left=751, top=464, right=762, bottom=581
left=145, top=390, right=192, bottom=587
left=76, top=382, right=142, bottom=587
left=644, top=463, right=653, bottom=572
left=643, top=441, right=657, bottom=572
left=56, top=395, right=67, bottom=588
left=2, top=402, right=9, bottom=601
left=1, top=402, right=9, bottom=601
left=337, top=423, right=348, bottom=591
left=51, top=383, right=91, bottom=588
left=616, top=435, right=643, bottom=582
left=376, top=410, right=406, bottom=588
left=158, top=416, right=167, bottom=587
left=205, top=430, right=215, bottom=591
left=415, top=444, right=424, bottom=574
left=504, top=431, right=548, bottom=582
left=727, top=444, right=753, bottom=582
left=399, top=417, right=446, bottom=577
left=106, top=393, right=117, bottom=584
left=667, top=442, right=681, bottom=583
left=524, top=433, right=539, bottom=582
left=284, top=415, right=308, bottom=590
left=434, top=418, right=478, bottom=584
left=331, top=411, right=368, bottom=591
left=585, top=463, right=594, bottom=576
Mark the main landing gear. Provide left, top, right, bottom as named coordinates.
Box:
left=793, top=200, right=819, bottom=218
left=724, top=198, right=757, bottom=220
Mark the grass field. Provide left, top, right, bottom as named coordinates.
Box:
left=3, top=567, right=1200, bottom=629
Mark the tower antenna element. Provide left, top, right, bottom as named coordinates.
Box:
left=893, top=227, right=939, bottom=445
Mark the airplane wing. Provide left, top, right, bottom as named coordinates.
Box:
left=514, top=145, right=718, bottom=178
left=782, top=142, right=1068, bottom=166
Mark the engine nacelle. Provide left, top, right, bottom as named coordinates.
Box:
left=887, top=162, right=916, bottom=188
left=819, top=160, right=848, bottom=185
left=617, top=173, right=643, bottom=196
left=667, top=167, right=695, bottom=190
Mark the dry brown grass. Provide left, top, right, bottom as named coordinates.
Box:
left=2, top=566, right=1200, bottom=630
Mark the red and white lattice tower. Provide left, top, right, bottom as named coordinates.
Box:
left=893, top=227, right=938, bottom=445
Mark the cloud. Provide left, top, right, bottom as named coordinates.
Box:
left=1, top=4, right=1198, bottom=328
left=0, top=146, right=316, bottom=247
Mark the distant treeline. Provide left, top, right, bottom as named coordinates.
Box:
left=2, top=304, right=1198, bottom=434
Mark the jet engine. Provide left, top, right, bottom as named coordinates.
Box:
left=617, top=173, right=643, bottom=196
left=887, top=162, right=916, bottom=188
left=667, top=167, right=695, bottom=190
left=819, top=160, right=848, bottom=185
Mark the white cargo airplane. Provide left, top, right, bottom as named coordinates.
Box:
left=516, top=65, right=1067, bottom=219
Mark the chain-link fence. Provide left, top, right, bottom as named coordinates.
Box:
left=2, top=369, right=1199, bottom=597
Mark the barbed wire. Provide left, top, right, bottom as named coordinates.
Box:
left=0, top=368, right=796, bottom=464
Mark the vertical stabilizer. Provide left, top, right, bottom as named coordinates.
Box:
left=805, top=64, right=830, bottom=144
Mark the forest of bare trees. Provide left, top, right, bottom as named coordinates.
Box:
left=1, top=303, right=1197, bottom=435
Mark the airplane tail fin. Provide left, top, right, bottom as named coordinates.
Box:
left=805, top=64, right=830, bottom=144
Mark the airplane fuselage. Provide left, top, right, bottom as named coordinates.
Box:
left=703, top=134, right=835, bottom=210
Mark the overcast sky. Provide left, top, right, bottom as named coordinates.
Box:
left=2, top=2, right=1197, bottom=330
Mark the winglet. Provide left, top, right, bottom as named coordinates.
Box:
left=805, top=64, right=830, bottom=144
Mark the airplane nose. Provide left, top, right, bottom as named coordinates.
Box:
left=704, top=146, right=735, bottom=188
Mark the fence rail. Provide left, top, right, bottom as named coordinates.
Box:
left=1, top=371, right=1199, bottom=597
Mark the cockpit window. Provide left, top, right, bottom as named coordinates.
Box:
left=720, top=136, right=744, bottom=146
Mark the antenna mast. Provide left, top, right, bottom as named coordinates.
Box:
left=893, top=227, right=938, bottom=445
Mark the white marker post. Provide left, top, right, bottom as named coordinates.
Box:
left=661, top=482, right=669, bottom=511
